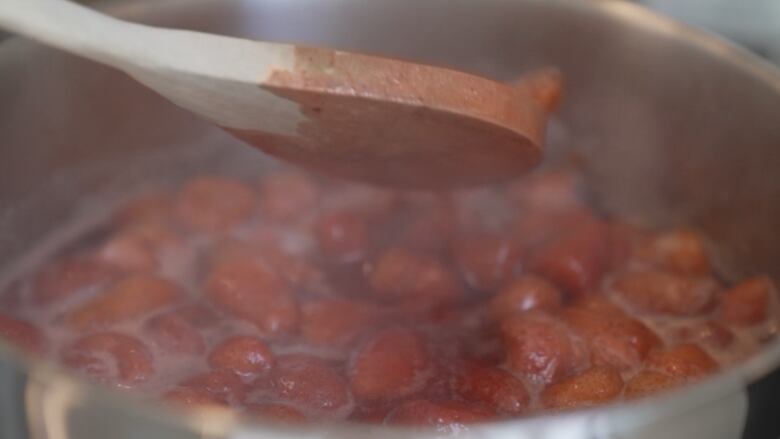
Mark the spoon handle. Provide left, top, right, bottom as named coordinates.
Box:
left=0, top=0, right=303, bottom=133
left=0, top=0, right=298, bottom=86
left=0, top=0, right=151, bottom=68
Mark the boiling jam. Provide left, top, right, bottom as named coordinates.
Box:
left=0, top=167, right=777, bottom=428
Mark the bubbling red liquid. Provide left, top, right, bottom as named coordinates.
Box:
left=0, top=167, right=778, bottom=428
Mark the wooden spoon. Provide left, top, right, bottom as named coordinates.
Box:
left=0, top=0, right=561, bottom=188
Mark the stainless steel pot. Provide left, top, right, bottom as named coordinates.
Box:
left=1, top=0, right=779, bottom=438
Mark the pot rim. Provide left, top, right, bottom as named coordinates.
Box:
left=1, top=0, right=779, bottom=437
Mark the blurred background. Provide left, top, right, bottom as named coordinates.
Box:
left=2, top=0, right=779, bottom=66
left=638, top=0, right=780, bottom=65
